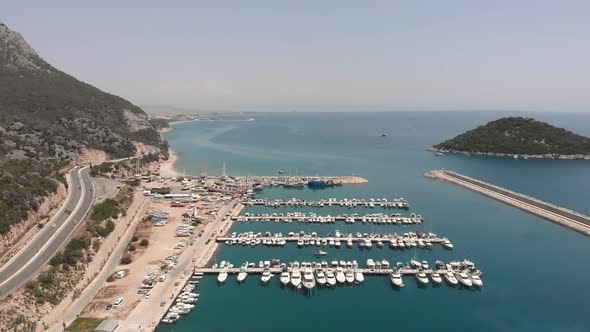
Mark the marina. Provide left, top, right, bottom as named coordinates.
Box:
left=233, top=212, right=424, bottom=224
left=244, top=197, right=409, bottom=209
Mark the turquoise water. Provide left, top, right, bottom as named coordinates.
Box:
left=158, top=112, right=590, bottom=332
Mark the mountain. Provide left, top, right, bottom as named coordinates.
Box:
left=0, top=22, right=166, bottom=235
left=433, top=117, right=590, bottom=158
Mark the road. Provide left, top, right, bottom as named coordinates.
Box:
left=0, top=166, right=94, bottom=299
left=0, top=146, right=160, bottom=299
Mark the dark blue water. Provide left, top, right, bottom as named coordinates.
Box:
left=158, top=112, right=590, bottom=332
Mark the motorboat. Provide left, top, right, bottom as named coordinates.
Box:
left=302, top=268, right=316, bottom=290
left=354, top=270, right=364, bottom=283
left=279, top=271, right=290, bottom=286
left=261, top=269, right=272, bottom=284
left=291, top=269, right=302, bottom=288
left=237, top=267, right=248, bottom=283
left=217, top=269, right=228, bottom=284
left=390, top=270, right=404, bottom=287
left=444, top=271, right=458, bottom=285
left=470, top=274, right=483, bottom=287
left=430, top=272, right=443, bottom=284
left=415, top=271, right=429, bottom=285
left=456, top=272, right=473, bottom=287
left=345, top=269, right=355, bottom=283
left=335, top=267, right=346, bottom=284
left=410, top=259, right=422, bottom=269
left=442, top=238, right=454, bottom=249
left=314, top=250, right=327, bottom=257
left=315, top=269, right=327, bottom=286
left=325, top=269, right=337, bottom=286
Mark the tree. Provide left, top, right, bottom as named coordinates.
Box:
left=139, top=239, right=149, bottom=247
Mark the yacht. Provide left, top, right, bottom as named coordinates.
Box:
left=314, top=250, right=327, bottom=257
left=390, top=270, right=404, bottom=287
left=279, top=271, right=290, bottom=286
left=291, top=269, right=302, bottom=288
left=297, top=239, right=304, bottom=247
left=345, top=269, right=355, bottom=283
left=415, top=271, right=429, bottom=285
left=325, top=269, right=337, bottom=286
left=237, top=267, right=248, bottom=283
left=315, top=269, right=327, bottom=286
left=470, top=274, right=483, bottom=287
left=354, top=270, right=364, bottom=283
left=456, top=272, right=473, bottom=287
left=261, top=269, right=272, bottom=284
left=430, top=272, right=443, bottom=284
left=335, top=267, right=346, bottom=284
left=217, top=269, right=228, bottom=284
left=302, top=268, right=316, bottom=290
left=442, top=238, right=454, bottom=249
left=410, top=259, right=422, bottom=269
left=444, top=271, right=458, bottom=285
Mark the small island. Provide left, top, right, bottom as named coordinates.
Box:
left=432, top=117, right=590, bottom=159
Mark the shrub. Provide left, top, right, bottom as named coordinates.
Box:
left=106, top=275, right=115, bottom=282
left=37, top=223, right=44, bottom=229
left=128, top=244, right=136, bottom=252
left=139, top=239, right=149, bottom=247
left=120, top=255, right=132, bottom=265
left=131, top=235, right=138, bottom=242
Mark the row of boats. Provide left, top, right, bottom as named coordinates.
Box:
left=244, top=198, right=409, bottom=209
left=162, top=274, right=203, bottom=324
left=222, top=230, right=453, bottom=250
left=213, top=259, right=483, bottom=289
left=235, top=212, right=424, bottom=224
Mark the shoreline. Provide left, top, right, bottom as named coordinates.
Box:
left=158, top=148, right=182, bottom=178
left=430, top=147, right=590, bottom=160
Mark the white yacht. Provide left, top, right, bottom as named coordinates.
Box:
left=261, top=269, right=272, bottom=284
left=444, top=271, right=458, bottom=285
left=456, top=272, right=473, bottom=287
left=217, top=269, right=228, bottom=284
left=302, top=268, right=316, bottom=290
left=325, top=269, right=337, bottom=286
left=279, top=271, right=290, bottom=286
left=315, top=269, right=327, bottom=286
left=291, top=269, right=302, bottom=288
left=442, top=238, right=454, bottom=249
left=430, top=272, right=443, bottom=284
left=410, top=259, right=422, bottom=269
left=415, top=271, right=429, bottom=285
left=470, top=274, right=483, bottom=287
left=335, top=267, right=346, bottom=284
left=237, top=267, right=248, bottom=283
left=354, top=269, right=364, bottom=283
left=390, top=270, right=404, bottom=287
left=345, top=269, right=355, bottom=283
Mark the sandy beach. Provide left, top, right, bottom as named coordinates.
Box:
left=158, top=149, right=182, bottom=178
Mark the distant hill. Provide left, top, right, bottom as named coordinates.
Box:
left=0, top=22, right=166, bottom=235
left=433, top=117, right=590, bottom=158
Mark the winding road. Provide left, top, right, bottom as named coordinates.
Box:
left=0, top=146, right=160, bottom=300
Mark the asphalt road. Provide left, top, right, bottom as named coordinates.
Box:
left=0, top=146, right=161, bottom=299
left=0, top=166, right=95, bottom=299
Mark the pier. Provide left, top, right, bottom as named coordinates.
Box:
left=427, top=170, right=590, bottom=236
left=244, top=198, right=409, bottom=209
left=233, top=212, right=423, bottom=224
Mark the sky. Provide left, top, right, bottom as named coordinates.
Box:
left=3, top=0, right=590, bottom=112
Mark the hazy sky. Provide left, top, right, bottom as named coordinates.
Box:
left=3, top=0, right=590, bottom=112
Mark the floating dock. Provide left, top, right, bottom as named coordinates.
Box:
left=427, top=169, right=590, bottom=236
left=233, top=213, right=423, bottom=224
left=244, top=198, right=409, bottom=209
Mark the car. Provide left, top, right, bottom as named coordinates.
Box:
left=145, top=293, right=151, bottom=299
left=52, top=223, right=57, bottom=228
left=113, top=297, right=123, bottom=307
left=73, top=219, right=77, bottom=223
left=160, top=301, right=166, bottom=307
left=192, top=258, right=197, bottom=263
left=174, top=281, right=180, bottom=286
left=106, top=304, right=113, bottom=310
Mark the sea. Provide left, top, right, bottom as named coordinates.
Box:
left=157, top=111, right=590, bottom=332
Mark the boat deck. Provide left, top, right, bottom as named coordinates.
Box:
left=244, top=198, right=409, bottom=209
left=232, top=215, right=423, bottom=224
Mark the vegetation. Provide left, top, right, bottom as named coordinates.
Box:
left=140, top=239, right=149, bottom=247
left=0, top=22, right=166, bottom=236
left=434, top=117, right=590, bottom=156
left=128, top=244, right=136, bottom=252
left=66, top=317, right=102, bottom=332
left=132, top=235, right=139, bottom=242
left=120, top=255, right=132, bottom=265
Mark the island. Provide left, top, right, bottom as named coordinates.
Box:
left=432, top=117, right=590, bottom=159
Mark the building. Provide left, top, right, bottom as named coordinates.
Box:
left=94, top=319, right=118, bottom=332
